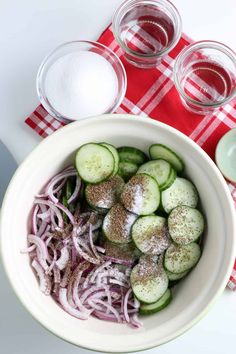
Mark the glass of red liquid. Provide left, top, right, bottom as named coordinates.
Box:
left=174, top=41, right=236, bottom=114
left=112, top=0, right=182, bottom=68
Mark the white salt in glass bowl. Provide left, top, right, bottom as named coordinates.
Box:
left=36, top=41, right=127, bottom=123
left=0, top=115, right=235, bottom=353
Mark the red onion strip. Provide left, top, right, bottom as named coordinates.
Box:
left=55, top=246, right=70, bottom=270
left=89, top=224, right=101, bottom=260
left=58, top=288, right=91, bottom=320
left=32, top=205, right=39, bottom=235
left=72, top=235, right=100, bottom=265
left=67, top=176, right=81, bottom=204
left=32, top=259, right=51, bottom=295
left=123, top=288, right=132, bottom=323
left=34, top=199, right=64, bottom=228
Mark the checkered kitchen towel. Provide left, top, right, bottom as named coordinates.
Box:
left=25, top=25, right=236, bottom=290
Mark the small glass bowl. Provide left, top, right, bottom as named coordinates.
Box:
left=173, top=41, right=236, bottom=114
left=112, top=0, right=182, bottom=68
left=215, top=129, right=236, bottom=184
left=36, top=40, right=127, bottom=123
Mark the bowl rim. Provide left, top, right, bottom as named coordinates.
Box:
left=1, top=114, right=236, bottom=353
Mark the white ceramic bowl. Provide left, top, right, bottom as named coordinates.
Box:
left=1, top=115, right=235, bottom=353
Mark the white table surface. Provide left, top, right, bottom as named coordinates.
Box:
left=0, top=1, right=235, bottom=353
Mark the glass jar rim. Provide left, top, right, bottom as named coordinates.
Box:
left=36, top=40, right=127, bottom=123
left=173, top=40, right=236, bottom=108
left=112, top=0, right=182, bottom=59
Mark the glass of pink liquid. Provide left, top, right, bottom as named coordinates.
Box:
left=112, top=0, right=182, bottom=68
left=174, top=41, right=236, bottom=114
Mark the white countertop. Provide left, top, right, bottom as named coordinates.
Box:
left=0, top=1, right=236, bottom=353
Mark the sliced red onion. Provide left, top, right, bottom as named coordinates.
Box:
left=37, top=209, right=51, bottom=221
left=46, top=245, right=57, bottom=274
left=67, top=176, right=81, bottom=204
left=59, top=288, right=91, bottom=320
left=32, top=259, right=51, bottom=295
left=32, top=205, right=39, bottom=235
left=95, top=246, right=105, bottom=254
left=88, top=224, right=101, bottom=260
left=77, top=237, right=93, bottom=255
left=93, top=310, right=125, bottom=323
left=72, top=234, right=100, bottom=265
left=109, top=279, right=129, bottom=287
left=46, top=170, right=77, bottom=204
left=20, top=244, right=36, bottom=254
left=130, top=313, right=143, bottom=329
left=91, top=299, right=121, bottom=323
left=123, top=288, right=132, bottom=323
left=53, top=266, right=61, bottom=283
left=73, top=271, right=92, bottom=314
left=56, top=246, right=70, bottom=270
left=80, top=285, right=104, bottom=304
left=88, top=261, right=111, bottom=284
left=37, top=219, right=48, bottom=238
left=28, top=234, right=49, bottom=261
left=60, top=262, right=72, bottom=288
left=34, top=199, right=64, bottom=229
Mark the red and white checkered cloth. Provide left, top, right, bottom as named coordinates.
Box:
left=25, top=25, right=236, bottom=290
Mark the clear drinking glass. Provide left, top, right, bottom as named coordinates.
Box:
left=174, top=41, right=236, bottom=114
left=112, top=0, right=182, bottom=68
left=36, top=41, right=127, bottom=123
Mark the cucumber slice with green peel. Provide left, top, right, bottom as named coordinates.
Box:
left=164, top=243, right=201, bottom=274
left=149, top=144, right=184, bottom=173
left=131, top=260, right=169, bottom=304
left=75, top=143, right=114, bottom=184
left=121, top=174, right=160, bottom=215
left=137, top=159, right=176, bottom=191
left=85, top=175, right=124, bottom=210
left=160, top=167, right=177, bottom=191
left=102, top=203, right=138, bottom=244
left=161, top=177, right=198, bottom=214
left=118, top=146, right=147, bottom=165
left=168, top=206, right=205, bottom=245
left=103, top=239, right=139, bottom=264
left=118, top=161, right=139, bottom=182
left=100, top=143, right=119, bottom=176
left=132, top=215, right=170, bottom=255
left=139, top=288, right=172, bottom=315
left=165, top=269, right=189, bottom=281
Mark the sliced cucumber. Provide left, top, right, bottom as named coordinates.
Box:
left=160, top=168, right=177, bottom=191
left=168, top=206, right=205, bottom=245
left=85, top=175, right=124, bottom=210
left=149, top=144, right=184, bottom=173
left=102, top=203, right=137, bottom=244
left=121, top=174, right=160, bottom=215
left=165, top=269, right=189, bottom=281
left=139, top=288, right=172, bottom=315
left=103, top=239, right=139, bottom=263
left=100, top=143, right=119, bottom=176
left=118, top=146, right=147, bottom=165
left=118, top=161, right=139, bottom=182
left=164, top=243, right=201, bottom=274
left=131, top=260, right=168, bottom=304
left=132, top=215, right=170, bottom=255
left=161, top=177, right=198, bottom=214
left=75, top=143, right=114, bottom=184
left=137, top=159, right=176, bottom=191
